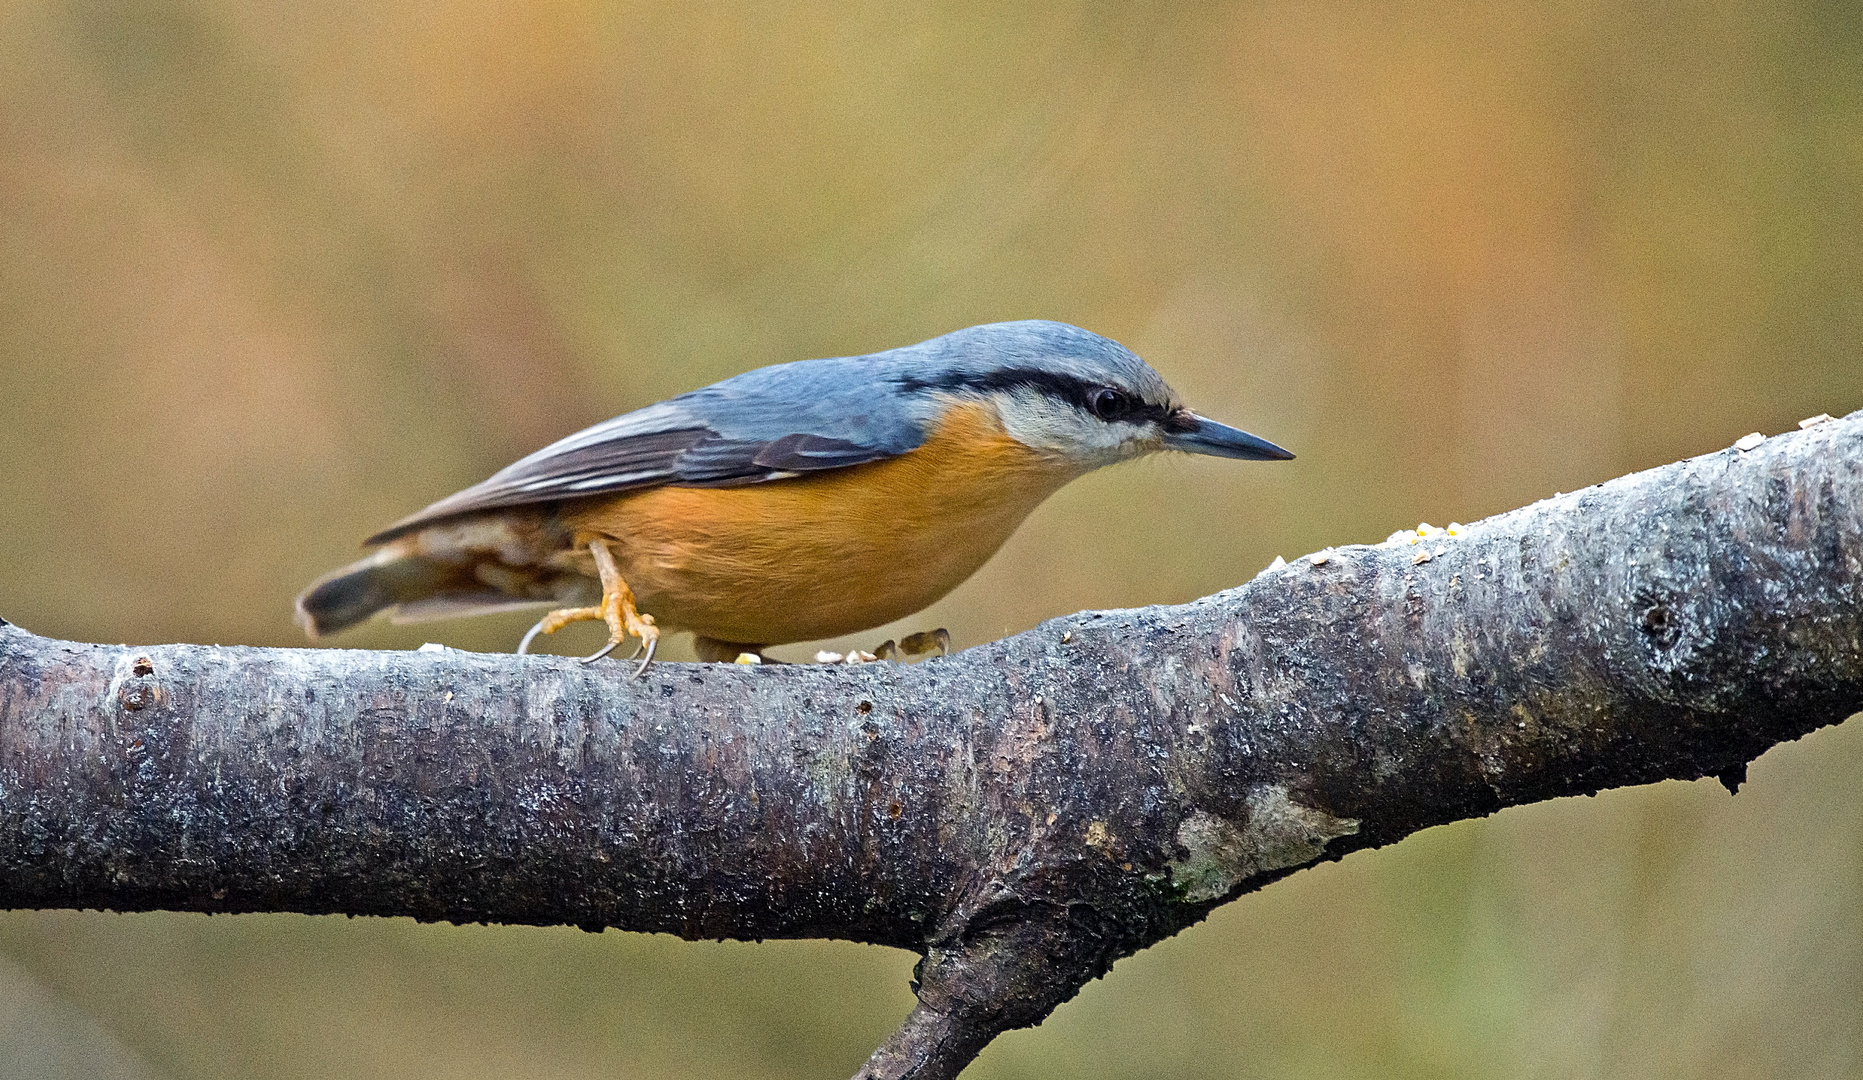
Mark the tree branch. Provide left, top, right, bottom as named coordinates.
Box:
left=4, top=413, right=1861, bottom=1079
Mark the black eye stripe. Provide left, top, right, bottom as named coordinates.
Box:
left=1125, top=401, right=1175, bottom=426
left=898, top=368, right=1171, bottom=425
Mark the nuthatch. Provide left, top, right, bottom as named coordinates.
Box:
left=296, top=320, right=1292, bottom=672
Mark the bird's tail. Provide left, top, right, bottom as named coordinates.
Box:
left=296, top=545, right=582, bottom=639
left=295, top=548, right=455, bottom=637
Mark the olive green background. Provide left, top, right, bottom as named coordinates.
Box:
left=2, top=2, right=1861, bottom=1077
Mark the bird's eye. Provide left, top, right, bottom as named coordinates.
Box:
left=1088, top=388, right=1132, bottom=421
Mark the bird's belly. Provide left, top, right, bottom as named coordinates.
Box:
left=566, top=422, right=1077, bottom=645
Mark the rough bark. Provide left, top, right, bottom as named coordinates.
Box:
left=3, top=413, right=1862, bottom=1080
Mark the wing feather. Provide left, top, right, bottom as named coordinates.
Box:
left=751, top=433, right=891, bottom=471
left=364, top=363, right=931, bottom=545
left=366, top=425, right=711, bottom=543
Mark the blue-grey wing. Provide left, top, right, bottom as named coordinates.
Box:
left=364, top=356, right=932, bottom=544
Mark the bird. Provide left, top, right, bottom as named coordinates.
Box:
left=295, top=320, right=1293, bottom=674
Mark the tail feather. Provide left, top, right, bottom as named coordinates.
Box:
left=388, top=593, right=556, bottom=624
left=295, top=550, right=457, bottom=638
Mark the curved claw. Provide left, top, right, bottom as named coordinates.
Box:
left=630, top=633, right=658, bottom=679
left=578, top=637, right=624, bottom=665
left=517, top=617, right=549, bottom=656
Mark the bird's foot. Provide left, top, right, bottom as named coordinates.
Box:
left=517, top=604, right=600, bottom=654
left=516, top=538, right=659, bottom=677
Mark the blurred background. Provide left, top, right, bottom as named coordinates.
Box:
left=2, top=1, right=1861, bottom=1077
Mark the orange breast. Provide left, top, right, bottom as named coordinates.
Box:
left=563, top=400, right=1082, bottom=646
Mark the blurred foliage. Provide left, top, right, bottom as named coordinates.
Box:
left=1, top=1, right=1860, bottom=1077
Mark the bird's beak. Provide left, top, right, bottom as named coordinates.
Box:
left=1163, top=411, right=1295, bottom=461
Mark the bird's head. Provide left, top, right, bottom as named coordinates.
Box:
left=897, top=320, right=1293, bottom=470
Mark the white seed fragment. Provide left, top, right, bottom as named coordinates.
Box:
left=1734, top=432, right=1766, bottom=451
left=1267, top=555, right=1287, bottom=572
left=1799, top=413, right=1834, bottom=429
left=1414, top=550, right=1433, bottom=565
left=844, top=649, right=878, bottom=665
left=733, top=652, right=763, bottom=665
left=417, top=642, right=447, bottom=653
left=1309, top=552, right=1331, bottom=566
left=814, top=650, right=844, bottom=664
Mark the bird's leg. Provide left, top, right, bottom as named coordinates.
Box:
left=584, top=538, right=658, bottom=673
left=515, top=539, right=659, bottom=676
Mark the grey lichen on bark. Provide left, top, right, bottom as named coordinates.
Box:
left=2, top=412, right=1862, bottom=1080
